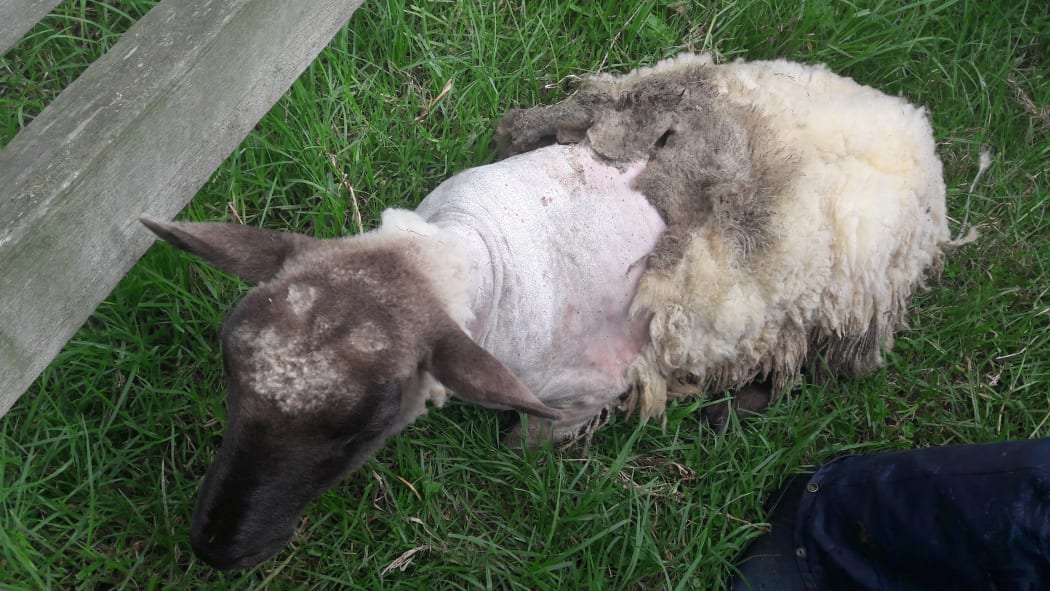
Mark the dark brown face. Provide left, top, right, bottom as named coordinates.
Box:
left=188, top=373, right=407, bottom=570
left=190, top=259, right=433, bottom=570
left=140, top=216, right=561, bottom=571
left=188, top=402, right=393, bottom=570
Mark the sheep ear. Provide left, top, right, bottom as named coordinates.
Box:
left=140, top=215, right=315, bottom=283
left=428, top=327, right=561, bottom=420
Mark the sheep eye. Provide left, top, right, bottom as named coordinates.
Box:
left=654, top=128, right=674, bottom=149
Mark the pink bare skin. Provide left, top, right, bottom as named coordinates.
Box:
left=417, top=144, right=667, bottom=441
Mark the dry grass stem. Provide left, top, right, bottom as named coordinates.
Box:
left=226, top=201, right=244, bottom=225
left=328, top=152, right=364, bottom=234
left=381, top=545, right=436, bottom=575
left=1008, top=75, right=1050, bottom=129
left=416, top=78, right=453, bottom=122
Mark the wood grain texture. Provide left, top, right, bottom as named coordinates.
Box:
left=0, top=0, right=365, bottom=415
left=0, top=0, right=63, bottom=55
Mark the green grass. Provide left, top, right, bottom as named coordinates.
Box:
left=2, top=0, right=1048, bottom=588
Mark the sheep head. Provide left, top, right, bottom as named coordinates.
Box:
left=140, top=216, right=559, bottom=570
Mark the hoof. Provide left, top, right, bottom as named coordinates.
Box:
left=702, top=381, right=773, bottom=431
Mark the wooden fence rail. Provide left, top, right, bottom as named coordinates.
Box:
left=0, top=0, right=65, bottom=55
left=0, top=0, right=365, bottom=416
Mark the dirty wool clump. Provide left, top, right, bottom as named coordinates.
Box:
left=498, top=59, right=793, bottom=270
left=496, top=54, right=949, bottom=418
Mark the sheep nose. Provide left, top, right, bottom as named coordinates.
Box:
left=190, top=523, right=290, bottom=571
left=189, top=475, right=293, bottom=570
left=190, top=530, right=244, bottom=570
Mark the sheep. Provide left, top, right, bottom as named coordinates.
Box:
left=141, top=53, right=948, bottom=570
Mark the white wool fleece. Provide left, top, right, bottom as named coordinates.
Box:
left=626, top=55, right=949, bottom=417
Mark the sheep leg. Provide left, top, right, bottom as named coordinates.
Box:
left=501, top=409, right=612, bottom=450
left=494, top=101, right=599, bottom=158
left=701, top=381, right=773, bottom=432
left=501, top=416, right=559, bottom=450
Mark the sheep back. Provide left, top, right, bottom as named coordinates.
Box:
left=497, top=54, right=949, bottom=419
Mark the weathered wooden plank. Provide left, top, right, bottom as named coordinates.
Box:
left=0, top=0, right=64, bottom=56
left=0, top=0, right=365, bottom=416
